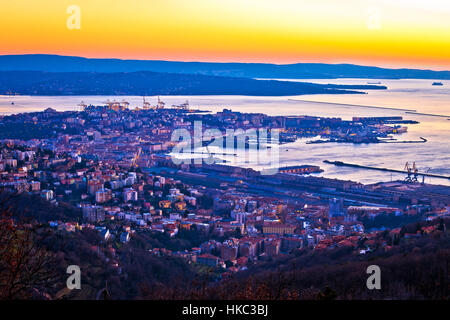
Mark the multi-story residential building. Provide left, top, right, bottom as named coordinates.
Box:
left=82, top=205, right=105, bottom=222
left=123, top=188, right=138, bottom=202
left=96, top=188, right=112, bottom=203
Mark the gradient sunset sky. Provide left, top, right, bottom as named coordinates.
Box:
left=2, top=0, right=450, bottom=69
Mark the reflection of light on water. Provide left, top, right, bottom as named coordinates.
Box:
left=1, top=79, right=449, bottom=185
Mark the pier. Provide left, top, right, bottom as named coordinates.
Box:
left=324, top=160, right=450, bottom=180
left=380, top=137, right=427, bottom=143
left=189, top=151, right=238, bottom=156
left=405, top=111, right=450, bottom=118
left=288, top=99, right=417, bottom=112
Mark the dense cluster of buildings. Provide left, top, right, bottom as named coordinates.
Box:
left=0, top=104, right=449, bottom=275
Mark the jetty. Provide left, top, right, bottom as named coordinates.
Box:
left=380, top=137, right=427, bottom=143
left=288, top=99, right=417, bottom=112
left=324, top=160, right=450, bottom=180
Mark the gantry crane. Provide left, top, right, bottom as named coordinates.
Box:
left=157, top=96, right=165, bottom=109
left=404, top=162, right=412, bottom=182
left=172, top=100, right=190, bottom=110
left=142, top=96, right=151, bottom=109
left=103, top=99, right=129, bottom=111
left=121, top=100, right=130, bottom=110
left=78, top=101, right=87, bottom=111
left=404, top=162, right=419, bottom=183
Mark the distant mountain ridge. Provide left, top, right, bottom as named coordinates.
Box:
left=0, top=70, right=385, bottom=96
left=1, top=54, right=450, bottom=79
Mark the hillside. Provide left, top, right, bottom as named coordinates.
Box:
left=1, top=190, right=448, bottom=300
left=146, top=218, right=450, bottom=300
left=1, top=54, right=449, bottom=79
left=0, top=70, right=385, bottom=96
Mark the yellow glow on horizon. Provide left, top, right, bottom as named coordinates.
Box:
left=1, top=0, right=449, bottom=69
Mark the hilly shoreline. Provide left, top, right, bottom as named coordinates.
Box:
left=1, top=54, right=449, bottom=80
left=0, top=70, right=385, bottom=96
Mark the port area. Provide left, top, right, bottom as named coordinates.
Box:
left=150, top=161, right=450, bottom=209
left=324, top=160, right=450, bottom=181
left=297, top=116, right=420, bottom=145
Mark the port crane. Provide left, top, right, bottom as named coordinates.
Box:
left=142, top=97, right=152, bottom=109
left=141, top=96, right=166, bottom=110
left=172, top=100, right=190, bottom=110
left=78, top=101, right=87, bottom=111
left=157, top=96, right=165, bottom=109
left=404, top=162, right=419, bottom=183
left=103, top=99, right=129, bottom=111
left=121, top=99, right=130, bottom=110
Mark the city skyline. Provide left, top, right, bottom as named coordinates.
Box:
left=0, top=0, right=449, bottom=306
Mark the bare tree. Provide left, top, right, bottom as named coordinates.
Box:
left=0, top=202, right=57, bottom=299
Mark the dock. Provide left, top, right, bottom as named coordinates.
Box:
left=288, top=99, right=417, bottom=112
left=189, top=151, right=238, bottom=156
left=405, top=111, right=450, bottom=118
left=380, top=137, right=427, bottom=143
left=324, top=160, right=450, bottom=180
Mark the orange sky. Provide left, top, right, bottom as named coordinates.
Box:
left=1, top=0, right=450, bottom=69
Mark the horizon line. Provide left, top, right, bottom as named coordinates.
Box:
left=1, top=53, right=450, bottom=73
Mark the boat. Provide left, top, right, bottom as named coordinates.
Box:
left=432, top=82, right=443, bottom=86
